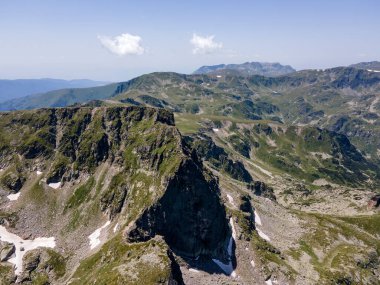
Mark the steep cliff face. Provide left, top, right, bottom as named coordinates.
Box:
left=127, top=157, right=229, bottom=258
left=0, top=106, right=229, bottom=284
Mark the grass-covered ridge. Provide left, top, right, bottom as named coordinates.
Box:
left=216, top=122, right=380, bottom=186
left=287, top=212, right=380, bottom=284
left=70, top=235, right=178, bottom=285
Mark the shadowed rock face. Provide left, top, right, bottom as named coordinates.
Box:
left=248, top=181, right=276, bottom=201
left=186, top=135, right=253, bottom=183
left=368, top=195, right=380, bottom=208
left=127, top=157, right=230, bottom=258
left=0, top=106, right=230, bottom=284
left=0, top=241, right=15, bottom=262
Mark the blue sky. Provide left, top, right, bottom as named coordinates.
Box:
left=0, top=0, right=379, bottom=81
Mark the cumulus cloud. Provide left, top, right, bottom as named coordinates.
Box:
left=190, top=33, right=222, bottom=54
left=98, top=33, right=144, bottom=56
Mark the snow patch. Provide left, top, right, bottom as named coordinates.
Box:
left=212, top=218, right=236, bottom=277
left=88, top=221, right=110, bottom=249
left=7, top=193, right=20, bottom=201
left=212, top=128, right=219, bottom=132
left=212, top=258, right=237, bottom=277
left=230, top=217, right=237, bottom=240
left=226, top=194, right=235, bottom=207
left=189, top=268, right=200, bottom=273
left=216, top=75, right=222, bottom=78
left=254, top=210, right=262, bottom=226
left=254, top=211, right=271, bottom=241
left=367, top=69, right=380, bottom=73
left=0, top=225, right=55, bottom=275
left=36, top=171, right=42, bottom=175
left=113, top=223, right=119, bottom=233
left=265, top=279, right=273, bottom=285
left=48, top=182, right=61, bottom=189
left=257, top=228, right=271, bottom=241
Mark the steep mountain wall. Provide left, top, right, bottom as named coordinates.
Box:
left=0, top=106, right=229, bottom=284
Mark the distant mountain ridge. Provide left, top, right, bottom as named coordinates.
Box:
left=350, top=61, right=380, bottom=72
left=193, top=61, right=296, bottom=76
left=0, top=78, right=109, bottom=103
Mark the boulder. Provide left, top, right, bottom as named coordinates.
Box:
left=247, top=181, right=276, bottom=201
left=0, top=172, right=24, bottom=193
left=0, top=241, right=15, bottom=262
left=368, top=194, right=380, bottom=209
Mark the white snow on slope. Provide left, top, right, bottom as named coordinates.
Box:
left=212, top=218, right=237, bottom=277
left=254, top=210, right=262, bottom=226
left=48, top=182, right=61, bottom=189
left=230, top=217, right=237, bottom=240
left=88, top=221, right=110, bottom=249
left=36, top=171, right=42, bottom=175
left=226, top=194, right=236, bottom=207
left=189, top=268, right=200, bottom=273
left=113, top=223, right=119, bottom=233
left=212, top=258, right=237, bottom=278
left=265, top=279, right=273, bottom=285
left=7, top=193, right=20, bottom=201
left=0, top=226, right=55, bottom=275
left=254, top=210, right=271, bottom=241
left=257, top=228, right=271, bottom=241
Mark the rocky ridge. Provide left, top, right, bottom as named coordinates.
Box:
left=0, top=106, right=231, bottom=284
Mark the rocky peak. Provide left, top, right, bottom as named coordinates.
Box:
left=0, top=106, right=230, bottom=284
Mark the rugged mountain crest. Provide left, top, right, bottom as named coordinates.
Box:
left=0, top=106, right=229, bottom=284
left=193, top=62, right=296, bottom=77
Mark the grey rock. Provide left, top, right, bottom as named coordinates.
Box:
left=0, top=241, right=15, bottom=262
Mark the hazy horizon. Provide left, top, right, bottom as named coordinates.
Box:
left=1, top=0, right=379, bottom=81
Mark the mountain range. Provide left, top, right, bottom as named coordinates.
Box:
left=350, top=61, right=380, bottom=71
left=0, top=79, right=109, bottom=103
left=0, top=61, right=379, bottom=285
left=193, top=61, right=296, bottom=76
left=2, top=62, right=380, bottom=157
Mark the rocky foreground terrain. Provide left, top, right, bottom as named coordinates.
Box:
left=0, top=105, right=378, bottom=285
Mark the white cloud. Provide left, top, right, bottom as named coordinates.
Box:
left=190, top=33, right=222, bottom=54
left=98, top=33, right=144, bottom=56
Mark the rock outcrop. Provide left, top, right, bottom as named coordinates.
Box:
left=0, top=241, right=15, bottom=262
left=20, top=248, right=66, bottom=284
left=247, top=181, right=276, bottom=201
left=187, top=135, right=253, bottom=183
left=0, top=172, right=25, bottom=193
left=368, top=194, right=380, bottom=209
